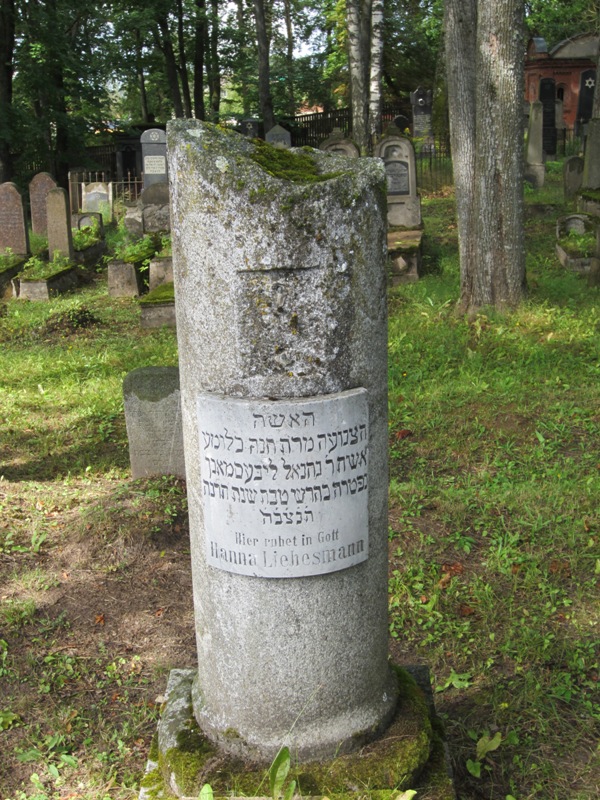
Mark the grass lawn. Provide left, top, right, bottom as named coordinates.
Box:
left=0, top=162, right=598, bottom=800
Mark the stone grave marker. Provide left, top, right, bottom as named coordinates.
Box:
left=0, top=182, right=29, bottom=255
left=525, top=100, right=545, bottom=188
left=74, top=211, right=104, bottom=234
left=375, top=130, right=421, bottom=228
left=140, top=181, right=171, bottom=233
left=563, top=155, right=584, bottom=200
left=410, top=86, right=433, bottom=139
left=265, top=124, right=292, bottom=148
left=29, top=172, right=57, bottom=236
left=319, top=128, right=359, bottom=158
left=123, top=367, right=185, bottom=479
left=582, top=118, right=600, bottom=192
left=241, top=119, right=260, bottom=138
left=47, top=188, right=75, bottom=262
left=167, top=120, right=397, bottom=764
left=141, top=128, right=168, bottom=189
left=82, top=181, right=112, bottom=216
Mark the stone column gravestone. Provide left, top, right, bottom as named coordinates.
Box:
left=123, top=367, right=185, bottom=479
left=525, top=100, right=545, bottom=188
left=265, top=124, right=292, bottom=148
left=319, top=128, right=360, bottom=158
left=46, top=188, right=75, bottom=262
left=410, top=86, right=433, bottom=140
left=141, top=128, right=168, bottom=189
left=375, top=129, right=422, bottom=228
left=29, top=172, right=57, bottom=236
left=167, top=120, right=397, bottom=763
left=0, top=182, right=29, bottom=256
left=564, top=155, right=584, bottom=200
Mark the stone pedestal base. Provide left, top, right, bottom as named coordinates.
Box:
left=388, top=230, right=423, bottom=284
left=18, top=267, right=80, bottom=301
left=108, top=260, right=142, bottom=297
left=525, top=163, right=545, bottom=189
left=139, top=667, right=455, bottom=800
left=140, top=301, right=176, bottom=328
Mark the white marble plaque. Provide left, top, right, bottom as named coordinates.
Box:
left=144, top=155, right=167, bottom=175
left=197, top=389, right=369, bottom=578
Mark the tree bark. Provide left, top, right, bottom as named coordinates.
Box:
left=283, top=0, right=296, bottom=117
left=445, top=0, right=527, bottom=313
left=134, top=29, right=150, bottom=124
left=254, top=0, right=274, bottom=133
left=176, top=0, right=193, bottom=117
left=0, top=0, right=15, bottom=182
left=194, top=0, right=207, bottom=119
left=153, top=18, right=184, bottom=118
left=368, top=0, right=384, bottom=143
left=346, top=0, right=371, bottom=153
left=208, top=0, right=221, bottom=121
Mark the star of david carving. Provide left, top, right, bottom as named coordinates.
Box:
left=586, top=77, right=595, bottom=89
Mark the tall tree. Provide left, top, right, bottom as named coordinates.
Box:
left=0, top=0, right=15, bottom=182
left=445, top=0, right=527, bottom=313
left=254, top=0, right=275, bottom=132
left=346, top=0, right=384, bottom=153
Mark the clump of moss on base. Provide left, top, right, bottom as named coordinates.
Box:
left=140, top=282, right=175, bottom=305
left=579, top=189, right=600, bottom=203
left=250, top=139, right=344, bottom=184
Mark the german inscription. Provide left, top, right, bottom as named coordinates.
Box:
left=144, top=155, right=167, bottom=175
left=197, top=389, right=369, bottom=578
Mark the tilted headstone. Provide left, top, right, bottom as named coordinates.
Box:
left=265, top=124, right=292, bottom=149
left=74, top=211, right=104, bottom=234
left=375, top=130, right=421, bottom=228
left=564, top=155, right=584, bottom=200
left=46, top=188, right=75, bottom=262
left=319, top=128, right=359, bottom=158
left=82, top=181, right=112, bottom=215
left=29, top=172, right=57, bottom=236
left=167, top=120, right=397, bottom=762
left=410, top=86, right=433, bottom=139
left=0, top=182, right=29, bottom=255
left=123, top=367, right=185, bottom=479
left=140, top=181, right=171, bottom=233
left=141, top=128, right=168, bottom=189
left=525, top=100, right=545, bottom=188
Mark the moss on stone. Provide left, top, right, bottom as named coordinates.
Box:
left=140, top=282, right=175, bottom=305
left=250, top=139, right=344, bottom=184
left=580, top=189, right=600, bottom=202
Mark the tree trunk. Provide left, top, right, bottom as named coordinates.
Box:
left=176, top=0, right=193, bottom=117
left=283, top=0, right=296, bottom=117
left=593, top=42, right=600, bottom=118
left=208, top=0, right=221, bottom=121
left=0, top=0, right=15, bottom=183
left=134, top=29, right=150, bottom=124
left=445, top=0, right=527, bottom=313
left=254, top=0, right=274, bottom=133
left=346, top=0, right=371, bottom=153
left=235, top=0, right=252, bottom=117
left=154, top=19, right=184, bottom=118
left=194, top=0, right=207, bottom=119
left=368, top=0, right=384, bottom=144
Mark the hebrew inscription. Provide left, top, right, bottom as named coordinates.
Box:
left=144, top=155, right=167, bottom=175
left=197, top=389, right=369, bottom=578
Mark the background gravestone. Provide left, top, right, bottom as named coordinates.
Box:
left=525, top=100, right=545, bottom=188
left=582, top=118, right=600, bottom=192
left=167, top=120, right=397, bottom=763
left=564, top=155, right=584, bottom=200
left=82, top=181, right=111, bottom=215
left=319, top=128, right=359, bottom=158
left=0, top=183, right=29, bottom=255
left=141, top=128, right=168, bottom=189
left=123, top=367, right=185, bottom=479
left=29, top=172, right=57, bottom=236
left=410, top=86, right=433, bottom=139
left=241, top=119, right=260, bottom=138
left=140, top=182, right=171, bottom=233
left=375, top=131, right=421, bottom=228
left=47, top=188, right=75, bottom=261
left=265, top=124, right=291, bottom=148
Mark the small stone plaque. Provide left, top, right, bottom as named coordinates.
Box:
left=144, top=155, right=167, bottom=175
left=197, top=388, right=369, bottom=578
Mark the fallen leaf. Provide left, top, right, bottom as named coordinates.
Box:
left=459, top=604, right=475, bottom=617
left=94, top=613, right=105, bottom=626
left=154, top=608, right=164, bottom=617
left=395, top=429, right=413, bottom=441
left=436, top=573, right=453, bottom=590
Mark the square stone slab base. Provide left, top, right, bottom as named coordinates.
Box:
left=139, top=666, right=455, bottom=800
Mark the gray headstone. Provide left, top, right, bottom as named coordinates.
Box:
left=525, top=100, right=545, bottom=188
left=241, top=119, right=260, bottom=139
left=82, top=181, right=111, bottom=215
left=74, top=211, right=104, bottom=234
left=167, top=120, right=397, bottom=762
left=123, top=367, right=185, bottom=479
left=0, top=182, right=29, bottom=256
left=265, top=124, right=291, bottom=149
left=141, top=128, right=168, bottom=189
left=563, top=156, right=585, bottom=199
left=140, top=181, right=171, bottom=233
left=47, top=188, right=74, bottom=262
left=582, top=118, right=600, bottom=191
left=410, top=86, right=433, bottom=139
left=149, top=256, right=173, bottom=291
left=29, top=172, right=57, bottom=236
left=319, top=129, right=360, bottom=158
left=375, top=135, right=421, bottom=227
left=108, top=260, right=141, bottom=297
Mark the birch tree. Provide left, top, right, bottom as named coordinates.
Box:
left=346, top=0, right=384, bottom=154
left=445, top=0, right=527, bottom=313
